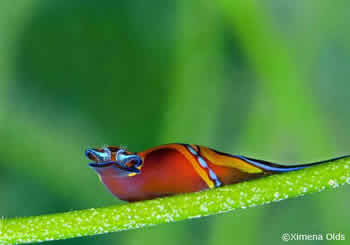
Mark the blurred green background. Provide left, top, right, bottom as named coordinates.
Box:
left=2, top=0, right=350, bottom=244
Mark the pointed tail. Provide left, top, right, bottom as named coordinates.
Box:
left=234, top=155, right=350, bottom=173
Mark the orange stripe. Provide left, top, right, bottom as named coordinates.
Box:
left=199, top=146, right=263, bottom=173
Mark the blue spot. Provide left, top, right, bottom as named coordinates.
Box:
left=215, top=179, right=222, bottom=187
left=186, top=145, right=198, bottom=156
left=197, top=156, right=208, bottom=168
left=208, top=169, right=217, bottom=180
left=208, top=169, right=222, bottom=187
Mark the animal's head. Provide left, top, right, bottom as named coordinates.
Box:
left=86, top=146, right=142, bottom=177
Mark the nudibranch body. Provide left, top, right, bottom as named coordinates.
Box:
left=86, top=143, right=347, bottom=202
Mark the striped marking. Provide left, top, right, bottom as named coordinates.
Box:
left=185, top=144, right=222, bottom=188
left=200, top=147, right=264, bottom=174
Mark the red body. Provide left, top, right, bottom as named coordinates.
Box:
left=86, top=143, right=338, bottom=202
left=103, top=147, right=208, bottom=201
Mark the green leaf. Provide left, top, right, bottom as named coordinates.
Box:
left=2, top=157, right=350, bottom=244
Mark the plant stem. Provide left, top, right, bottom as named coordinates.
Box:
left=2, top=157, right=350, bottom=245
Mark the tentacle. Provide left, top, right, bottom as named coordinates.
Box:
left=116, top=149, right=143, bottom=168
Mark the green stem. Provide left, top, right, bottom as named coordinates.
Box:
left=3, top=157, right=350, bottom=245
